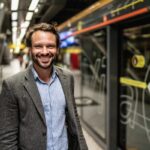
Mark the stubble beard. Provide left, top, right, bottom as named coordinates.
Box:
left=31, top=53, right=55, bottom=69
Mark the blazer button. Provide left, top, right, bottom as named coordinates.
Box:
left=42, top=132, right=46, bottom=136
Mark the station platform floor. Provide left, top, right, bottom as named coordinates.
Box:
left=0, top=58, right=103, bottom=150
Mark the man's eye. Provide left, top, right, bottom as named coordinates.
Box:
left=47, top=45, right=55, bottom=49
left=47, top=45, right=56, bottom=49
left=34, top=45, right=42, bottom=49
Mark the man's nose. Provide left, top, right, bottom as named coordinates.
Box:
left=42, top=46, right=49, bottom=54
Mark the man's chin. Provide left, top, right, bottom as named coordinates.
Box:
left=32, top=57, right=54, bottom=69
left=39, top=63, right=52, bottom=69
left=33, top=61, right=51, bottom=69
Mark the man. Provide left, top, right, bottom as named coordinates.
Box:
left=0, top=23, right=88, bottom=150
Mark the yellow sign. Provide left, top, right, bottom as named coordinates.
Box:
left=64, top=47, right=81, bottom=54
left=8, top=43, right=26, bottom=49
left=120, top=77, right=147, bottom=89
left=132, top=55, right=145, bottom=68
left=77, top=21, right=83, bottom=30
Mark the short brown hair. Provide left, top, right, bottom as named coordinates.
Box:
left=25, top=22, right=60, bottom=48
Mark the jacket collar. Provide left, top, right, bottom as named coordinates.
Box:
left=23, top=65, right=68, bottom=126
left=24, top=65, right=46, bottom=126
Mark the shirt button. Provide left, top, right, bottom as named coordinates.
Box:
left=42, top=132, right=46, bottom=136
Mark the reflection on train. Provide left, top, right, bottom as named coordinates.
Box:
left=120, top=23, right=150, bottom=150
left=59, top=27, right=107, bottom=142
left=57, top=0, right=150, bottom=149
left=78, top=31, right=107, bottom=140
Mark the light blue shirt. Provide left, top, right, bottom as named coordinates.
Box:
left=32, top=67, right=68, bottom=150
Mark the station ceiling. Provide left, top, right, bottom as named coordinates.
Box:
left=0, top=0, right=98, bottom=40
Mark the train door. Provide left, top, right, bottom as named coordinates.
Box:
left=77, top=28, right=107, bottom=147
left=119, top=20, right=150, bottom=149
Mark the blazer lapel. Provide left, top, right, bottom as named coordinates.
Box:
left=56, top=68, right=69, bottom=102
left=56, top=67, right=78, bottom=137
left=23, top=66, right=46, bottom=126
left=56, top=67, right=74, bottom=113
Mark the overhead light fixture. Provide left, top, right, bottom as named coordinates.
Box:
left=19, top=28, right=27, bottom=42
left=12, top=21, right=17, bottom=27
left=11, top=12, right=18, bottom=20
left=14, top=47, right=20, bottom=54
left=35, top=7, right=39, bottom=13
left=12, top=27, right=17, bottom=32
left=0, top=2, right=4, bottom=9
left=29, top=0, right=40, bottom=11
left=18, top=21, right=30, bottom=43
left=12, top=31, right=17, bottom=44
left=25, top=12, right=33, bottom=20
left=21, top=21, right=30, bottom=28
left=11, top=0, right=19, bottom=11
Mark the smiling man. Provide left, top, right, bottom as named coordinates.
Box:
left=0, top=23, right=88, bottom=150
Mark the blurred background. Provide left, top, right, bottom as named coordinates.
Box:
left=0, top=0, right=150, bottom=150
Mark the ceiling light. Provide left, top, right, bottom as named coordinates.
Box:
left=21, top=21, right=30, bottom=28
left=35, top=8, right=39, bottom=13
left=12, top=21, right=17, bottom=27
left=12, top=31, right=17, bottom=43
left=0, top=3, right=4, bottom=9
left=14, top=47, right=20, bottom=54
left=19, top=28, right=27, bottom=42
left=12, top=27, right=17, bottom=33
left=11, top=12, right=18, bottom=20
left=29, top=0, right=40, bottom=11
left=25, top=12, right=33, bottom=20
left=10, top=49, right=14, bottom=53
left=11, top=0, right=19, bottom=11
left=19, top=21, right=30, bottom=42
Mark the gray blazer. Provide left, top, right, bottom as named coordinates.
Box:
left=0, top=66, right=88, bottom=150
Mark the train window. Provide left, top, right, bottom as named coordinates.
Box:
left=77, top=29, right=107, bottom=141
left=119, top=23, right=150, bottom=150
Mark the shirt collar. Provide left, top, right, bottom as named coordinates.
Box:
left=32, top=65, right=57, bottom=84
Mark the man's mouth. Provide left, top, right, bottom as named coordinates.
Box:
left=39, top=56, right=51, bottom=63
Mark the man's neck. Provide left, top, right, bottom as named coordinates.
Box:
left=33, top=64, right=53, bottom=83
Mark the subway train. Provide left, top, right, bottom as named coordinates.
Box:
left=57, top=0, right=150, bottom=149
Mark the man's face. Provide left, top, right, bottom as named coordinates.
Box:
left=30, top=30, right=58, bottom=69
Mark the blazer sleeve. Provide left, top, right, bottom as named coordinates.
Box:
left=0, top=80, right=19, bottom=150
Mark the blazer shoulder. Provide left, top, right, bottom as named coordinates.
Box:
left=3, top=70, right=26, bottom=84
left=55, top=66, right=73, bottom=77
